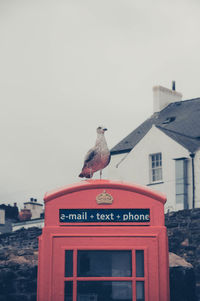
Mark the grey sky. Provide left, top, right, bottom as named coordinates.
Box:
left=1, top=0, right=200, bottom=208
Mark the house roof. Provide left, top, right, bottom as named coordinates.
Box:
left=111, top=97, right=200, bottom=154
left=24, top=202, right=43, bottom=206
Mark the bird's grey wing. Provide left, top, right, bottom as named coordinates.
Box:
left=84, top=148, right=97, bottom=164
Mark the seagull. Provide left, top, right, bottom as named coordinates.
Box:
left=79, top=126, right=111, bottom=179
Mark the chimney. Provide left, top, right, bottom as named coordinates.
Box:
left=153, top=82, right=182, bottom=113
left=172, top=80, right=176, bottom=91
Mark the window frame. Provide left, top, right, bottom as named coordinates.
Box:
left=149, top=153, right=163, bottom=184
left=64, top=248, right=147, bottom=301
left=174, top=158, right=188, bottom=209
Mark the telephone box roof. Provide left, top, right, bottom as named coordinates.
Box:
left=44, top=179, right=166, bottom=205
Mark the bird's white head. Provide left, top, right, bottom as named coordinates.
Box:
left=96, top=126, right=108, bottom=134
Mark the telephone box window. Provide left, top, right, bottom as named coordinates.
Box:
left=77, top=250, right=132, bottom=277
left=136, top=250, right=144, bottom=277
left=65, top=281, right=73, bottom=301
left=77, top=281, right=132, bottom=301
left=65, top=250, right=73, bottom=277
left=136, top=281, right=144, bottom=301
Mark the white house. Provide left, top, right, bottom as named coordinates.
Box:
left=23, top=198, right=43, bottom=219
left=108, top=84, right=200, bottom=212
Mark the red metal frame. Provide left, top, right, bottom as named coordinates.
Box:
left=37, top=180, right=169, bottom=301
left=63, top=246, right=147, bottom=301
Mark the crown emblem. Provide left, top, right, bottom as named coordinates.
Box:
left=96, top=190, right=113, bottom=205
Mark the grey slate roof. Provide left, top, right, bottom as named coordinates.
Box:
left=111, top=97, right=200, bottom=155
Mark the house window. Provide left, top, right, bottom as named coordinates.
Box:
left=149, top=153, right=162, bottom=183
left=175, top=158, right=188, bottom=209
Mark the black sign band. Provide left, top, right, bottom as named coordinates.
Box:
left=59, top=209, right=150, bottom=223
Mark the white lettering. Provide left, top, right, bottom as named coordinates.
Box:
left=96, top=213, right=114, bottom=221
left=60, top=214, right=66, bottom=221
left=122, top=212, right=150, bottom=222
left=134, top=214, right=139, bottom=221
left=123, top=214, right=129, bottom=221
left=77, top=214, right=82, bottom=220
left=110, top=213, right=114, bottom=220
left=68, top=214, right=77, bottom=220
left=60, top=210, right=149, bottom=223
left=96, top=213, right=101, bottom=220
left=139, top=214, right=145, bottom=220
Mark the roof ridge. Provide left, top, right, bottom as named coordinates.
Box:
left=159, top=97, right=200, bottom=113
left=181, top=97, right=200, bottom=102
left=111, top=96, right=200, bottom=155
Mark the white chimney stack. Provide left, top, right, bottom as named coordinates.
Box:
left=153, top=83, right=182, bottom=113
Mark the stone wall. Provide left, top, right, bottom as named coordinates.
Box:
left=0, top=227, right=41, bottom=301
left=165, top=208, right=200, bottom=299
left=0, top=209, right=199, bottom=300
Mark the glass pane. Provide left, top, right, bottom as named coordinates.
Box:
left=65, top=281, right=73, bottom=301
left=176, top=183, right=184, bottom=194
left=77, top=250, right=132, bottom=277
left=136, top=281, right=144, bottom=301
left=176, top=194, right=184, bottom=204
left=77, top=281, right=132, bottom=301
left=152, top=169, right=156, bottom=182
left=175, top=160, right=184, bottom=179
left=136, top=250, right=144, bottom=277
left=152, top=168, right=162, bottom=182
left=154, top=169, right=159, bottom=181
left=65, top=250, right=73, bottom=277
left=175, top=159, right=188, bottom=207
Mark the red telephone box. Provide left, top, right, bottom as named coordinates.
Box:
left=37, top=180, right=169, bottom=301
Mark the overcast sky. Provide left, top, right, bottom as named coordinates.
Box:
left=1, top=0, right=200, bottom=208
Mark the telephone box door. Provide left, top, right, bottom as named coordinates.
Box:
left=52, top=235, right=159, bottom=301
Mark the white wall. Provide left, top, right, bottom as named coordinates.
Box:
left=12, top=218, right=44, bottom=231
left=108, top=126, right=194, bottom=212
left=107, top=153, right=128, bottom=180
left=24, top=203, right=43, bottom=219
